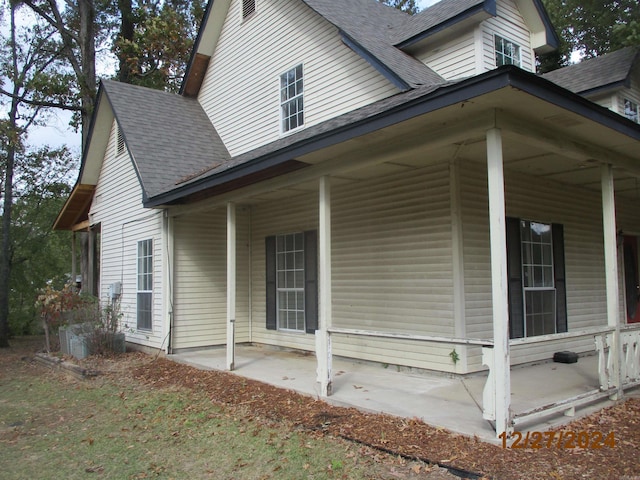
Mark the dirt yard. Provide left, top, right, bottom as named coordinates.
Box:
left=3, top=337, right=640, bottom=479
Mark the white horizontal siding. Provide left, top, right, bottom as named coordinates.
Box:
left=480, top=0, right=535, bottom=72
left=416, top=30, right=477, bottom=80
left=250, top=192, right=319, bottom=350
left=249, top=164, right=459, bottom=372
left=460, top=159, right=640, bottom=371
left=198, top=0, right=397, bottom=156
left=90, top=120, right=164, bottom=349
left=172, top=207, right=250, bottom=350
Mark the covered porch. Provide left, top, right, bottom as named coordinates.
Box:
left=170, top=344, right=639, bottom=443
left=163, top=70, right=640, bottom=439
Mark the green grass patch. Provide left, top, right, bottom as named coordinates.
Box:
left=0, top=364, right=390, bottom=479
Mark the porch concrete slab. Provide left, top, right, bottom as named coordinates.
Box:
left=170, top=346, right=618, bottom=443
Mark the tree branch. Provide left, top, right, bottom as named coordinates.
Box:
left=0, top=88, right=82, bottom=112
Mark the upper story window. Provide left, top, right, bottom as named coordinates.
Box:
left=495, top=35, right=521, bottom=68
left=242, top=0, right=256, bottom=19
left=624, top=98, right=639, bottom=124
left=280, top=64, right=304, bottom=133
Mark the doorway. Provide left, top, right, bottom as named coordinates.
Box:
left=623, top=235, right=640, bottom=323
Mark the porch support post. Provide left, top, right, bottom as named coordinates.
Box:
left=317, top=176, right=333, bottom=396
left=87, top=227, right=95, bottom=296
left=162, top=210, right=174, bottom=354
left=486, top=127, right=512, bottom=437
left=226, top=202, right=236, bottom=371
left=71, top=232, right=77, bottom=291
left=601, top=164, right=622, bottom=399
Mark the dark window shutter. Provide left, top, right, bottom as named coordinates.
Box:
left=265, top=236, right=277, bottom=330
left=506, top=217, right=524, bottom=339
left=304, top=230, right=318, bottom=334
left=552, top=223, right=568, bottom=333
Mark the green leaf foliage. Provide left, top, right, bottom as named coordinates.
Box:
left=380, top=0, right=419, bottom=15
left=540, top=0, right=640, bottom=72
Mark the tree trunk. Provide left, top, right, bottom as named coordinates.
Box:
left=78, top=0, right=97, bottom=149
left=117, top=0, right=135, bottom=84
left=0, top=7, right=19, bottom=348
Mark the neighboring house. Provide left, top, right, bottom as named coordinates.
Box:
left=54, top=0, right=640, bottom=435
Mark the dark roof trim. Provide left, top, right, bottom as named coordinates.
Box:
left=75, top=83, right=106, bottom=183
left=575, top=80, right=629, bottom=97
left=396, top=0, right=496, bottom=50
left=339, top=31, right=411, bottom=92
left=146, top=66, right=640, bottom=207
left=531, top=0, right=559, bottom=50
left=179, top=0, right=215, bottom=96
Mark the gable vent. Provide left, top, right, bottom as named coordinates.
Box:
left=117, top=126, right=125, bottom=155
left=242, top=0, right=255, bottom=19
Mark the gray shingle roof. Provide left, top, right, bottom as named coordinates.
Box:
left=302, top=0, right=445, bottom=88
left=542, top=47, right=640, bottom=94
left=102, top=80, right=230, bottom=200
left=391, top=0, right=486, bottom=46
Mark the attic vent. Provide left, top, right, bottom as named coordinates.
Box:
left=242, top=0, right=255, bottom=19
left=117, top=127, right=125, bottom=155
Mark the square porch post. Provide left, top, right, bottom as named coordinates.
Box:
left=317, top=176, right=333, bottom=396
left=162, top=211, right=175, bottom=354
left=227, top=202, right=236, bottom=371
left=486, top=128, right=512, bottom=436
left=601, top=164, right=623, bottom=399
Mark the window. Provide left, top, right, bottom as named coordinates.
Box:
left=242, top=0, right=255, bottom=19
left=506, top=218, right=567, bottom=338
left=266, top=231, right=317, bottom=333
left=280, top=64, right=304, bottom=133
left=495, top=35, right=521, bottom=67
left=624, top=98, right=639, bottom=124
left=137, top=239, right=153, bottom=330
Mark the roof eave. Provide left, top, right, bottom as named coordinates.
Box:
left=396, top=0, right=495, bottom=50
left=145, top=67, right=640, bottom=208
left=340, top=31, right=411, bottom=91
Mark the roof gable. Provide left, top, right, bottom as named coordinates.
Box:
left=102, top=80, right=230, bottom=200
left=542, top=47, right=640, bottom=96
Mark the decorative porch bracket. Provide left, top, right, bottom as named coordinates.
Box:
left=226, top=202, right=236, bottom=371
left=316, top=176, right=333, bottom=396
left=486, top=127, right=513, bottom=437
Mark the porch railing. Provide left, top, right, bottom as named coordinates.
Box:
left=594, top=324, right=640, bottom=391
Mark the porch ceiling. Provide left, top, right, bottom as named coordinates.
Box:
left=171, top=83, right=640, bottom=210
left=289, top=86, right=640, bottom=201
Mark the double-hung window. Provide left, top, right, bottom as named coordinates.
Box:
left=506, top=218, right=567, bottom=338
left=137, top=239, right=153, bottom=330
left=624, top=98, right=639, bottom=124
left=280, top=64, right=304, bottom=133
left=266, top=231, right=317, bottom=333
left=495, top=35, right=521, bottom=67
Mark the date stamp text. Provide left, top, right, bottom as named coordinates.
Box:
left=499, top=431, right=615, bottom=449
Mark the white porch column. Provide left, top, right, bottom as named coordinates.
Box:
left=317, top=176, right=333, bottom=396
left=601, top=164, right=622, bottom=399
left=162, top=211, right=175, bottom=354
left=486, top=128, right=512, bottom=436
left=226, top=202, right=236, bottom=371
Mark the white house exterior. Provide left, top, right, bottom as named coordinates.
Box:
left=55, top=0, right=640, bottom=435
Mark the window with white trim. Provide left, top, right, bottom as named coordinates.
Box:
left=624, top=98, right=639, bottom=124
left=265, top=231, right=317, bottom=333
left=520, top=220, right=556, bottom=337
left=276, top=233, right=305, bottom=331
left=137, top=239, right=153, bottom=330
left=280, top=64, right=304, bottom=133
left=506, top=218, right=567, bottom=339
left=495, top=35, right=521, bottom=67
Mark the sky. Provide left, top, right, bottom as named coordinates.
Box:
left=29, top=0, right=443, bottom=152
